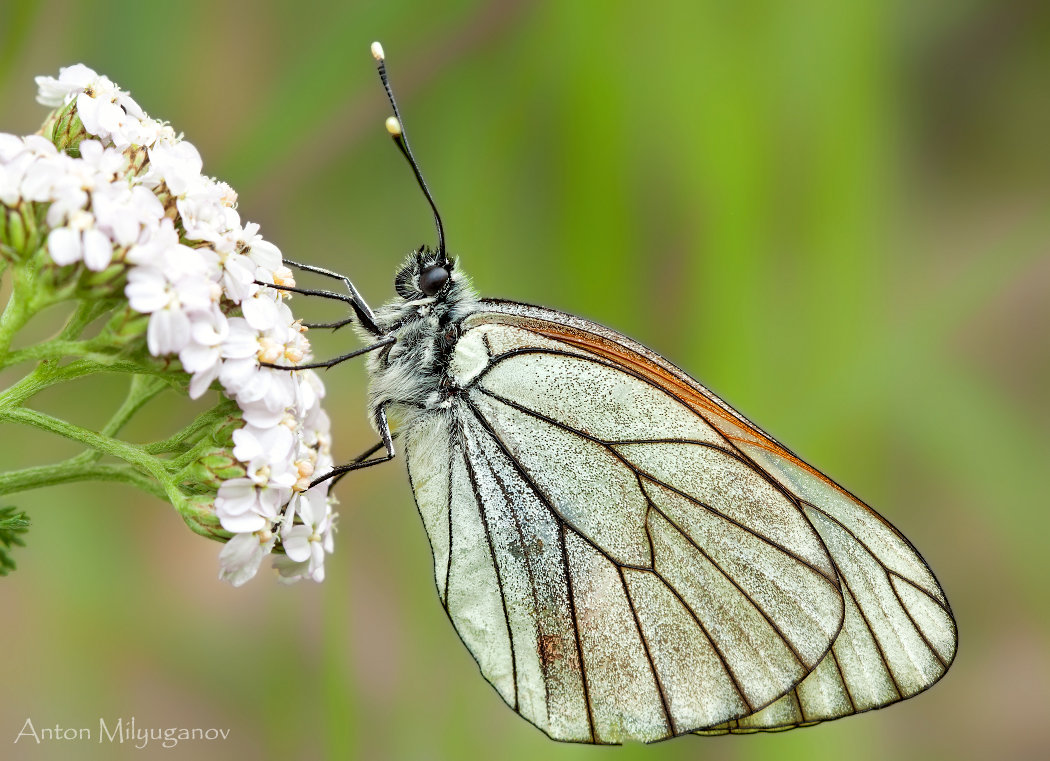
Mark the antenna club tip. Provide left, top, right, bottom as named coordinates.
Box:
left=385, top=116, right=402, bottom=136
left=370, top=41, right=385, bottom=62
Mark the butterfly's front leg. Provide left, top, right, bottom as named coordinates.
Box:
left=262, top=258, right=382, bottom=336
left=259, top=335, right=396, bottom=372
left=310, top=405, right=395, bottom=488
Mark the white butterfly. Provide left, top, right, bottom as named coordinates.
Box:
left=271, top=42, right=957, bottom=744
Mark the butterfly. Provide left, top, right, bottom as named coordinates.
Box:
left=270, top=42, right=957, bottom=744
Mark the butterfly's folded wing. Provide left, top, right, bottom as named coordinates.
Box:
left=403, top=299, right=955, bottom=743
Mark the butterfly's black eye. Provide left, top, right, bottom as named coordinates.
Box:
left=418, top=265, right=449, bottom=296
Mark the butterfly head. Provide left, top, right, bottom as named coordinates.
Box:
left=371, top=245, right=477, bottom=333
left=394, top=245, right=454, bottom=300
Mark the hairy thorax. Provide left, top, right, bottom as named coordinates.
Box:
left=362, top=266, right=481, bottom=432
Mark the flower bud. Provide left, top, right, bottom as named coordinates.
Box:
left=0, top=202, right=45, bottom=262
left=44, top=101, right=89, bottom=155
left=179, top=494, right=232, bottom=541
left=123, top=144, right=151, bottom=180
left=210, top=413, right=243, bottom=450
left=180, top=445, right=247, bottom=493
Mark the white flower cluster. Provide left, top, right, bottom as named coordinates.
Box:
left=0, top=64, right=338, bottom=585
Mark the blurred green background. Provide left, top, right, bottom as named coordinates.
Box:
left=1, top=0, right=1048, bottom=759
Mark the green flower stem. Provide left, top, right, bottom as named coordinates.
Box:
left=100, top=374, right=169, bottom=439
left=0, top=357, right=178, bottom=409
left=145, top=399, right=237, bottom=456
left=0, top=459, right=166, bottom=500
left=170, top=432, right=227, bottom=472
left=0, top=307, right=154, bottom=371
left=0, top=263, right=34, bottom=356
left=0, top=339, right=118, bottom=369
left=1, top=405, right=158, bottom=468
left=58, top=298, right=121, bottom=341
left=54, top=375, right=172, bottom=473
left=0, top=406, right=181, bottom=504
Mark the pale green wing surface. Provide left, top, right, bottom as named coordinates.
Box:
left=400, top=301, right=954, bottom=743
left=404, top=414, right=452, bottom=602
left=402, top=319, right=847, bottom=744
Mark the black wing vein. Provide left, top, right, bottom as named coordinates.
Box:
left=885, top=572, right=950, bottom=670
left=840, top=580, right=904, bottom=700
left=617, top=566, right=675, bottom=734
left=477, top=387, right=836, bottom=585
left=462, top=445, right=520, bottom=711
left=559, top=522, right=597, bottom=743
left=474, top=346, right=814, bottom=515
left=646, top=493, right=808, bottom=669
left=831, top=647, right=858, bottom=713
left=479, top=429, right=555, bottom=721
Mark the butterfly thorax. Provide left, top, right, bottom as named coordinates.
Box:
left=361, top=249, right=481, bottom=430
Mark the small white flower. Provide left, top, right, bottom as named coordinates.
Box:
left=0, top=132, right=28, bottom=160
left=177, top=178, right=240, bottom=243
left=179, top=308, right=229, bottom=399
left=76, top=139, right=125, bottom=181
left=213, top=246, right=256, bottom=304
left=35, top=64, right=146, bottom=148
left=0, top=136, right=59, bottom=204
left=143, top=140, right=203, bottom=195
left=300, top=398, right=332, bottom=453
left=236, top=399, right=289, bottom=429
left=74, top=78, right=145, bottom=149
left=214, top=477, right=289, bottom=533
left=0, top=155, right=33, bottom=205
left=240, top=290, right=283, bottom=331
left=125, top=217, right=179, bottom=268
left=22, top=154, right=77, bottom=206
left=232, top=423, right=296, bottom=475
left=126, top=259, right=217, bottom=355
left=275, top=486, right=334, bottom=583
left=131, top=117, right=177, bottom=149
left=92, top=184, right=163, bottom=249
left=35, top=63, right=98, bottom=107
left=296, top=369, right=327, bottom=416
left=214, top=478, right=268, bottom=532
left=241, top=222, right=284, bottom=273
left=218, top=527, right=276, bottom=587
left=147, top=308, right=192, bottom=355
left=46, top=210, right=113, bottom=269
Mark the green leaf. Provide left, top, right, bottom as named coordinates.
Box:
left=0, top=505, right=30, bottom=576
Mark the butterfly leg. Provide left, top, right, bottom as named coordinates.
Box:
left=256, top=262, right=381, bottom=336
left=282, top=259, right=382, bottom=335
left=310, top=405, right=395, bottom=488
left=260, top=334, right=396, bottom=371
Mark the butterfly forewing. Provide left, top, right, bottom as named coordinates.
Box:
left=402, top=299, right=956, bottom=743
left=441, top=300, right=956, bottom=738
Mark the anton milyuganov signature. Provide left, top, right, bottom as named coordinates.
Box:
left=14, top=717, right=231, bottom=750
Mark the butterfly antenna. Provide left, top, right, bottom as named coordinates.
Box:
left=371, top=41, right=448, bottom=267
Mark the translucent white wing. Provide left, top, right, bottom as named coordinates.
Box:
left=402, top=299, right=955, bottom=743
